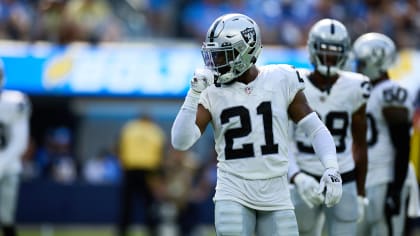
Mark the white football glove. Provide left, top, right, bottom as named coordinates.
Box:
left=357, top=196, right=369, bottom=223
left=190, top=68, right=214, bottom=94
left=294, top=172, right=325, bottom=208
left=318, top=168, right=342, bottom=207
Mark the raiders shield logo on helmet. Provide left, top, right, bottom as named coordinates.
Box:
left=241, top=27, right=256, bottom=45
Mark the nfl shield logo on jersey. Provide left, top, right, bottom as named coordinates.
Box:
left=245, top=86, right=252, bottom=94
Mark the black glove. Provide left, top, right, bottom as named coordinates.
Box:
left=385, top=183, right=401, bottom=216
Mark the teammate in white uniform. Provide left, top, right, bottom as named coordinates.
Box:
left=0, top=61, right=31, bottom=236
left=171, top=13, right=342, bottom=236
left=288, top=19, right=370, bottom=236
left=353, top=33, right=414, bottom=236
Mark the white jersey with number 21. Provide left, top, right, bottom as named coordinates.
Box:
left=199, top=64, right=305, bottom=180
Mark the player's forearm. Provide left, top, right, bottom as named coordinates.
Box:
left=171, top=109, right=201, bottom=150
left=353, top=144, right=367, bottom=196
left=388, top=122, right=411, bottom=190
left=351, top=106, right=368, bottom=196
left=287, top=146, right=301, bottom=182
left=171, top=90, right=201, bottom=150
left=297, top=112, right=338, bottom=170
left=311, top=127, right=338, bottom=170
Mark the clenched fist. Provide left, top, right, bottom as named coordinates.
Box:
left=190, top=68, right=214, bottom=93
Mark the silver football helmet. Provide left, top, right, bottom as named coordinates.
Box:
left=201, top=13, right=262, bottom=84
left=352, top=32, right=396, bottom=81
left=307, top=18, right=351, bottom=76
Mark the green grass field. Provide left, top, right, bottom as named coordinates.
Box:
left=18, top=225, right=216, bottom=236
left=17, top=224, right=420, bottom=236
left=19, top=225, right=144, bottom=236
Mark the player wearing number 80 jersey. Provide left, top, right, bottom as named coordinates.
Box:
left=353, top=33, right=416, bottom=236
left=172, top=13, right=342, bottom=236
left=364, top=80, right=412, bottom=188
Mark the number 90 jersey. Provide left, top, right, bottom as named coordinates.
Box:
left=291, top=69, right=370, bottom=175
left=199, top=64, right=305, bottom=180
left=0, top=90, right=31, bottom=175
left=365, top=80, right=413, bottom=187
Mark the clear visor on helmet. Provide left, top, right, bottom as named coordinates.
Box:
left=313, top=41, right=346, bottom=66
left=201, top=46, right=236, bottom=76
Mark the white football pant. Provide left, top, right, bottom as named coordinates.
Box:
left=0, top=174, right=19, bottom=225
left=215, top=200, right=298, bottom=236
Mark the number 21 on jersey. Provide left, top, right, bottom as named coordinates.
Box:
left=221, top=101, right=279, bottom=160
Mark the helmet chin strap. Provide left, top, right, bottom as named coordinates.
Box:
left=218, top=73, right=233, bottom=83
left=217, top=60, right=239, bottom=84
left=217, top=59, right=256, bottom=84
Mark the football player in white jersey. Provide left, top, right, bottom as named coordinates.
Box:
left=171, top=13, right=343, bottom=236
left=353, top=33, right=414, bottom=236
left=0, top=60, right=31, bottom=236
left=288, top=18, right=370, bottom=236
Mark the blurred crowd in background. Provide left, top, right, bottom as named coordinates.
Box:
left=0, top=0, right=419, bottom=48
